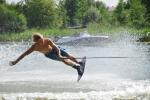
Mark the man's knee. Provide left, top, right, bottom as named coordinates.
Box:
left=67, top=54, right=75, bottom=59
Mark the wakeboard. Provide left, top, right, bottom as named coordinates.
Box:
left=77, top=56, right=86, bottom=82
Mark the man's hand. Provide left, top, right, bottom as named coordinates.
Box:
left=9, top=61, right=17, bottom=66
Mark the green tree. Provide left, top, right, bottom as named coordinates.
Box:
left=82, top=6, right=100, bottom=25
left=114, top=0, right=129, bottom=25
left=95, top=1, right=112, bottom=26
left=76, top=0, right=88, bottom=25
left=57, top=0, right=68, bottom=28
left=0, top=4, right=27, bottom=33
left=76, top=0, right=95, bottom=24
left=61, top=0, right=97, bottom=26
left=128, top=0, right=146, bottom=27
left=141, top=0, right=150, bottom=25
left=114, top=0, right=146, bottom=27
left=63, top=0, right=78, bottom=26
left=0, top=0, right=5, bottom=4
left=20, top=0, right=56, bottom=28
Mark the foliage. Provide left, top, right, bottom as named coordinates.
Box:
left=57, top=0, right=68, bottom=28
left=0, top=4, right=27, bottom=33
left=95, top=1, right=113, bottom=26
left=82, top=6, right=100, bottom=25
left=63, top=0, right=78, bottom=26
left=141, top=0, right=150, bottom=25
left=114, top=0, right=146, bottom=28
left=18, top=0, right=56, bottom=28
left=0, top=0, right=5, bottom=4
left=114, top=0, right=129, bottom=25
left=0, top=28, right=85, bottom=41
left=129, top=0, right=146, bottom=28
left=0, top=0, right=150, bottom=41
left=76, top=0, right=94, bottom=24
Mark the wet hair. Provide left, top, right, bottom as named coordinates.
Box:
left=32, top=32, right=43, bottom=42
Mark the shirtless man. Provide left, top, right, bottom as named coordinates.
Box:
left=9, top=33, right=83, bottom=76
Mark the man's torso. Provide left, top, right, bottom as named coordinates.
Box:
left=34, top=38, right=53, bottom=54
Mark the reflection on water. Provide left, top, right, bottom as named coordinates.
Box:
left=0, top=35, right=150, bottom=99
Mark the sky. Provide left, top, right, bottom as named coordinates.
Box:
left=99, top=0, right=119, bottom=7
left=6, top=0, right=119, bottom=7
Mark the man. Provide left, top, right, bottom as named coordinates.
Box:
left=10, top=33, right=83, bottom=76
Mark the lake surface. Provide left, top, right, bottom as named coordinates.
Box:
left=0, top=34, right=150, bottom=100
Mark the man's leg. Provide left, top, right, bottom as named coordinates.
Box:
left=61, top=59, right=83, bottom=75
left=59, top=48, right=83, bottom=75
left=67, top=54, right=80, bottom=64
left=61, top=59, right=79, bottom=68
left=60, top=49, right=80, bottom=64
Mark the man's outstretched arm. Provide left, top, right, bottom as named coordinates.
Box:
left=9, top=44, right=35, bottom=66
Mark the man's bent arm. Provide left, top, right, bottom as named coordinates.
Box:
left=48, top=39, right=63, bottom=58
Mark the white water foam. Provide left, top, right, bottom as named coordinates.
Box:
left=0, top=88, right=150, bottom=100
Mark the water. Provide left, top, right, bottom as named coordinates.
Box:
left=0, top=35, right=150, bottom=100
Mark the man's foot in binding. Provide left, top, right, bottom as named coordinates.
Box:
left=77, top=65, right=83, bottom=76
left=73, top=64, right=83, bottom=76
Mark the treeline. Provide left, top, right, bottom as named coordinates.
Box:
left=0, top=0, right=150, bottom=33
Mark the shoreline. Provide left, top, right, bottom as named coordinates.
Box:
left=0, top=25, right=150, bottom=42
